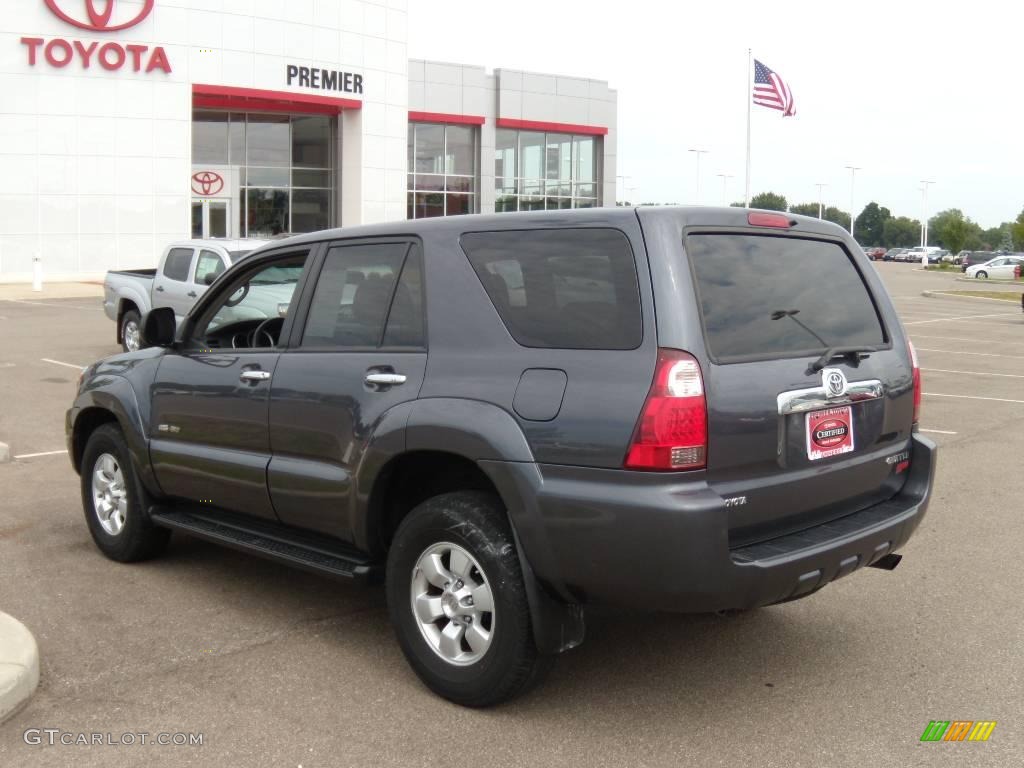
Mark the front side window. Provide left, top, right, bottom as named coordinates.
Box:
left=407, top=123, right=477, bottom=218
left=495, top=129, right=600, bottom=212
left=194, top=250, right=225, bottom=285
left=302, top=243, right=423, bottom=348
left=201, top=257, right=307, bottom=336
left=163, top=248, right=195, bottom=282
left=461, top=228, right=642, bottom=349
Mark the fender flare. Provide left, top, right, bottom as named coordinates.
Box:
left=70, top=374, right=160, bottom=496
left=356, top=397, right=584, bottom=655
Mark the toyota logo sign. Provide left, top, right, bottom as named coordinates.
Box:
left=192, top=172, right=225, bottom=196
left=822, top=368, right=848, bottom=398
left=45, top=0, right=155, bottom=32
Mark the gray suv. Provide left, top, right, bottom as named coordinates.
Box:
left=67, top=207, right=936, bottom=706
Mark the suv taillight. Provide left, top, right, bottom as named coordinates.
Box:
left=625, top=349, right=707, bottom=471
left=908, top=340, right=921, bottom=427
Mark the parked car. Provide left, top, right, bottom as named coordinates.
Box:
left=103, top=239, right=269, bottom=352
left=960, top=250, right=995, bottom=272
left=866, top=247, right=886, bottom=260
left=68, top=208, right=935, bottom=706
left=965, top=255, right=1024, bottom=279
left=904, top=246, right=942, bottom=264
left=885, top=248, right=907, bottom=262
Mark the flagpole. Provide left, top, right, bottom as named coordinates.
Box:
left=744, top=48, right=751, bottom=207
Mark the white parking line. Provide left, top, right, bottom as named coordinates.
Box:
left=0, top=298, right=101, bottom=311
left=923, top=368, right=1024, bottom=379
left=919, top=428, right=958, bottom=435
left=903, top=311, right=1020, bottom=325
left=13, top=449, right=68, bottom=459
left=41, top=358, right=85, bottom=370
left=924, top=392, right=1024, bottom=405
left=910, top=334, right=1024, bottom=346
left=915, top=347, right=1024, bottom=359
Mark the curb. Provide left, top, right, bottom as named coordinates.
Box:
left=0, top=612, right=39, bottom=723
left=921, top=290, right=1022, bottom=304
left=954, top=276, right=1021, bottom=285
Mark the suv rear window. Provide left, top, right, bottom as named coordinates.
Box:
left=687, top=234, right=886, bottom=362
left=461, top=228, right=642, bottom=349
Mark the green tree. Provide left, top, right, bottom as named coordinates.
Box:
left=928, top=209, right=977, bottom=254
left=789, top=202, right=820, bottom=217
left=1011, top=209, right=1024, bottom=251
left=980, top=225, right=1007, bottom=250
left=854, top=202, right=892, bottom=246
left=822, top=206, right=851, bottom=230
left=882, top=216, right=920, bottom=248
left=748, top=191, right=788, bottom=211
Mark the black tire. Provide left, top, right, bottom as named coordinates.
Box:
left=977, top=270, right=988, bottom=279
left=120, top=309, right=143, bottom=353
left=80, top=423, right=170, bottom=562
left=386, top=491, right=552, bottom=707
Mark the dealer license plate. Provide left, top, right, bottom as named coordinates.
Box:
left=806, top=405, right=854, bottom=461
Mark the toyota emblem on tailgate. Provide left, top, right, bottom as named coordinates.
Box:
left=822, top=368, right=848, bottom=398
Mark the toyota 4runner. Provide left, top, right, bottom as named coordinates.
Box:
left=67, top=207, right=936, bottom=706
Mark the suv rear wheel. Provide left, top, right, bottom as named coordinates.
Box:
left=385, top=491, right=551, bottom=706
left=80, top=424, right=170, bottom=562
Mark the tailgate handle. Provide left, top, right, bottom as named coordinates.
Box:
left=777, top=379, right=884, bottom=415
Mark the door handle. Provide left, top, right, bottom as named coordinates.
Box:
left=187, top=291, right=197, bottom=298
left=240, top=370, right=271, bottom=382
left=155, top=285, right=165, bottom=292
left=365, top=372, right=407, bottom=386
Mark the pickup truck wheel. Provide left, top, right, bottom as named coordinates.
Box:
left=120, top=310, right=143, bottom=353
left=81, top=424, right=170, bottom=562
left=386, top=491, right=551, bottom=707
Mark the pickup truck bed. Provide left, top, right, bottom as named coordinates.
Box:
left=107, top=268, right=157, bottom=278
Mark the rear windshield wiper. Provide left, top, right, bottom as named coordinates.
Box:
left=809, top=345, right=877, bottom=372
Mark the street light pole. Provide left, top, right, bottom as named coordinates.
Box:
left=688, top=149, right=709, bottom=204
left=716, top=173, right=734, bottom=206
left=616, top=175, right=631, bottom=206
left=815, top=183, right=828, bottom=219
left=844, top=166, right=861, bottom=238
left=920, top=180, right=935, bottom=247
left=627, top=186, right=638, bottom=206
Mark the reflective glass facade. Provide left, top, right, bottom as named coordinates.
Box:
left=406, top=123, right=477, bottom=218
left=192, top=111, right=335, bottom=238
left=494, top=129, right=599, bottom=211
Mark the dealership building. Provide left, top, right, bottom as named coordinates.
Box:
left=0, top=0, right=618, bottom=281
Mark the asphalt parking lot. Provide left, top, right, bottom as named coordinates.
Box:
left=1, top=264, right=1022, bottom=767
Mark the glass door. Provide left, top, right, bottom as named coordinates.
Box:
left=191, top=199, right=230, bottom=238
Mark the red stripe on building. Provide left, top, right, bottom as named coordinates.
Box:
left=192, top=84, right=362, bottom=115
left=496, top=117, right=608, bottom=136
left=408, top=111, right=485, bottom=125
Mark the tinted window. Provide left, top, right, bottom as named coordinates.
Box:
left=461, top=229, right=642, bottom=350
left=687, top=235, right=886, bottom=362
left=302, top=243, right=409, bottom=347
left=195, top=250, right=225, bottom=284
left=163, top=248, right=194, bottom=282
left=382, top=250, right=425, bottom=348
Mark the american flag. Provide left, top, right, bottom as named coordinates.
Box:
left=753, top=59, right=795, bottom=117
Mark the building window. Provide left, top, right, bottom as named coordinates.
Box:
left=191, top=111, right=335, bottom=238
left=494, top=129, right=599, bottom=212
left=407, top=123, right=477, bottom=218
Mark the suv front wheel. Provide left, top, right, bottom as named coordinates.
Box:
left=385, top=491, right=551, bottom=707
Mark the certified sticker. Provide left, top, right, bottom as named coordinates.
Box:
left=806, top=406, right=854, bottom=461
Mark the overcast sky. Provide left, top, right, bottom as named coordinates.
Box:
left=408, top=0, right=1020, bottom=228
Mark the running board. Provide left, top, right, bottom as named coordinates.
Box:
left=149, top=506, right=382, bottom=583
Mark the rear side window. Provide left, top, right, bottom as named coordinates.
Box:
left=302, top=243, right=417, bottom=348
left=163, top=248, right=194, bottom=282
left=461, top=228, right=642, bottom=349
left=194, top=250, right=225, bottom=284
left=687, top=234, right=886, bottom=362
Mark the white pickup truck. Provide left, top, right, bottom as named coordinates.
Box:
left=103, top=239, right=268, bottom=351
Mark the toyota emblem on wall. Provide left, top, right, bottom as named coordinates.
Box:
left=45, top=0, right=156, bottom=32
left=191, top=171, right=224, bottom=196
left=822, top=368, right=848, bottom=398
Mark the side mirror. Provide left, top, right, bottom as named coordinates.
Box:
left=141, top=307, right=176, bottom=348
left=203, top=272, right=217, bottom=286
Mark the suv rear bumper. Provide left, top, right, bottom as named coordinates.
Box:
left=484, top=433, right=936, bottom=612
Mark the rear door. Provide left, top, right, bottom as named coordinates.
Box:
left=153, top=247, right=197, bottom=322
left=267, top=239, right=428, bottom=541
left=683, top=230, right=914, bottom=545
